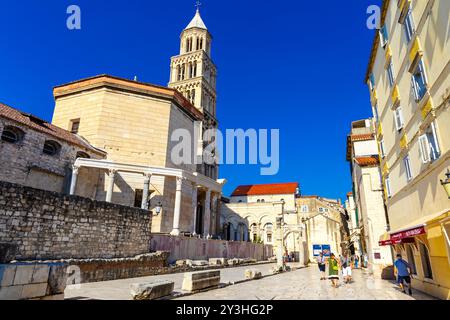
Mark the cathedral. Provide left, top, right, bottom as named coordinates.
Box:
left=0, top=8, right=226, bottom=238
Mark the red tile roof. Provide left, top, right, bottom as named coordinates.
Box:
left=231, top=183, right=299, bottom=197
left=350, top=134, right=374, bottom=142
left=0, top=103, right=105, bottom=155
left=347, top=192, right=353, bottom=197
left=355, top=156, right=379, bottom=167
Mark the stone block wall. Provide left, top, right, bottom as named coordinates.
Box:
left=0, top=263, right=68, bottom=300
left=0, top=181, right=152, bottom=261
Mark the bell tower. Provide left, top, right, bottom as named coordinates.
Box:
left=169, top=5, right=218, bottom=180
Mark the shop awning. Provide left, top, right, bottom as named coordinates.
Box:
left=379, top=232, right=392, bottom=246
left=378, top=210, right=449, bottom=246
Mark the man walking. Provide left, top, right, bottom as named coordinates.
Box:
left=316, top=252, right=326, bottom=280
left=394, top=254, right=413, bottom=295
left=341, top=252, right=352, bottom=284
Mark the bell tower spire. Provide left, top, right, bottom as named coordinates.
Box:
left=168, top=5, right=218, bottom=180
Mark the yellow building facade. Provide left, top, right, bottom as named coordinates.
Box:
left=366, top=0, right=450, bottom=299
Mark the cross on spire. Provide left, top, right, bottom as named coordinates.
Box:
left=195, top=1, right=202, bottom=12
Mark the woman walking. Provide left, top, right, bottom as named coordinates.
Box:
left=317, top=252, right=326, bottom=280
left=327, top=253, right=340, bottom=288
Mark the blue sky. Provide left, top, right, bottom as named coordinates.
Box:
left=0, top=0, right=382, bottom=200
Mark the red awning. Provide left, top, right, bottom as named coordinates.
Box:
left=390, top=226, right=426, bottom=242
left=379, top=237, right=416, bottom=246
left=378, top=226, right=426, bottom=246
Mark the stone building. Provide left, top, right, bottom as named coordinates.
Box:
left=51, top=8, right=226, bottom=238
left=344, top=192, right=364, bottom=257
left=346, top=118, right=393, bottom=273
left=297, top=196, right=345, bottom=262
left=0, top=103, right=106, bottom=193
left=220, top=183, right=308, bottom=263
left=365, top=0, right=449, bottom=299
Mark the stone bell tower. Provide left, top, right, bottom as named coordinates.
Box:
left=168, top=6, right=218, bottom=180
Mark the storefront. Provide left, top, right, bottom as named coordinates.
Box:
left=379, top=210, right=450, bottom=300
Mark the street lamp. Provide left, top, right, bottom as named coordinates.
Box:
left=154, top=201, right=163, bottom=216
left=441, top=170, right=450, bottom=199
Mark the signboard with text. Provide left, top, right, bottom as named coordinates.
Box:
left=313, top=244, right=331, bottom=257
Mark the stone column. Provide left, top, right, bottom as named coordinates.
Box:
left=105, top=169, right=117, bottom=203
left=69, top=166, right=79, bottom=195
left=192, top=183, right=198, bottom=235
left=203, top=189, right=211, bottom=237
left=170, top=177, right=183, bottom=236
left=141, top=174, right=152, bottom=210
left=211, top=194, right=218, bottom=235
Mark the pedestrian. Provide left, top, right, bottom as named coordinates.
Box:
left=341, top=252, right=352, bottom=284
left=316, top=252, right=326, bottom=280
left=327, top=253, right=340, bottom=288
left=354, top=255, right=360, bottom=269
left=394, top=253, right=413, bottom=295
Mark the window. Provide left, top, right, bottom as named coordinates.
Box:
left=373, top=104, right=380, bottom=122
left=193, top=61, right=197, bottom=77
left=403, top=7, right=415, bottom=43
left=404, top=155, right=413, bottom=182
left=43, top=140, right=61, bottom=156
left=411, top=60, right=428, bottom=101
left=76, top=151, right=90, bottom=159
left=418, top=242, right=433, bottom=279
left=380, top=139, right=386, bottom=158
left=257, top=199, right=261, bottom=203
left=1, top=126, right=24, bottom=144
left=70, top=119, right=80, bottom=134
left=419, top=122, right=441, bottom=163
left=385, top=176, right=392, bottom=198
left=134, top=189, right=143, bottom=208
left=300, top=205, right=309, bottom=213
left=177, top=65, right=182, bottom=81
left=394, top=106, right=405, bottom=131
left=266, top=233, right=272, bottom=243
left=369, top=73, right=376, bottom=91
left=406, top=245, right=417, bottom=275
left=387, top=61, right=395, bottom=87
left=380, top=25, right=389, bottom=47
left=319, top=207, right=324, bottom=213
left=261, top=199, right=265, bottom=203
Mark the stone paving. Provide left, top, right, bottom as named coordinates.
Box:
left=176, top=267, right=436, bottom=300
left=65, top=262, right=299, bottom=300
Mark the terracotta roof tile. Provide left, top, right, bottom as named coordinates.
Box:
left=355, top=156, right=379, bottom=167
left=351, top=134, right=374, bottom=142
left=231, top=183, right=298, bottom=197
left=0, top=103, right=105, bottom=155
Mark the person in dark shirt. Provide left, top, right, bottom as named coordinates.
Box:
left=316, top=252, right=326, bottom=280
left=394, top=254, right=413, bottom=295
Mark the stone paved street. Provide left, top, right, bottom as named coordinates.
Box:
left=65, top=263, right=302, bottom=300
left=176, top=267, right=436, bottom=300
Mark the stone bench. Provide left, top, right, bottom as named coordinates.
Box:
left=130, top=280, right=174, bottom=300
left=182, top=270, right=220, bottom=292
left=245, top=269, right=263, bottom=280
left=209, top=258, right=227, bottom=266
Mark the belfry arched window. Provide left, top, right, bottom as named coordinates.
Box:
left=193, top=61, right=197, bottom=77
left=177, top=65, right=182, bottom=81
